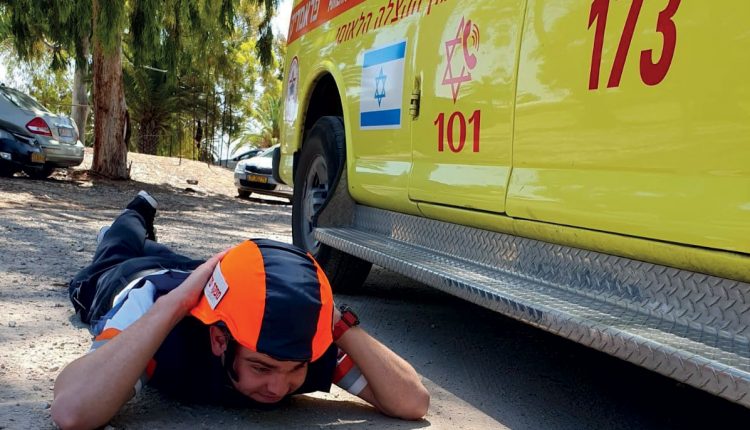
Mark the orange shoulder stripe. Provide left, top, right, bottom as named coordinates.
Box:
left=94, top=327, right=122, bottom=341
left=310, top=254, right=334, bottom=361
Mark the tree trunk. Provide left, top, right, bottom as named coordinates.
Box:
left=71, top=36, right=89, bottom=146
left=91, top=0, right=128, bottom=179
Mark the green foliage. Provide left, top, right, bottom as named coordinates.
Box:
left=121, top=0, right=286, bottom=158
left=234, top=30, right=284, bottom=154
left=129, top=0, right=162, bottom=67
left=1, top=0, right=283, bottom=161
left=235, top=92, right=280, bottom=152
left=94, top=0, right=126, bottom=54
left=0, top=0, right=92, bottom=69
left=0, top=4, right=10, bottom=48
left=0, top=50, right=73, bottom=115
left=70, top=0, right=92, bottom=63
left=124, top=67, right=179, bottom=153
left=254, top=0, right=278, bottom=66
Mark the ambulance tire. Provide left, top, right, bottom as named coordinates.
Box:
left=292, top=116, right=372, bottom=293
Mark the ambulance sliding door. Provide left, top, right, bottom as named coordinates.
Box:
left=508, top=1, right=750, bottom=253
left=408, top=1, right=527, bottom=213
left=346, top=5, right=419, bottom=213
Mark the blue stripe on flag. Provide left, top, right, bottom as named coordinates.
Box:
left=363, top=42, right=406, bottom=68
left=361, top=109, right=401, bottom=127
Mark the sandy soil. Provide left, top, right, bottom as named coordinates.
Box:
left=1, top=151, right=481, bottom=430
left=3, top=150, right=750, bottom=430
left=0, top=150, right=356, bottom=429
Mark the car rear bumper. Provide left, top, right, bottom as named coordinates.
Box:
left=234, top=172, right=293, bottom=198
left=0, top=138, right=45, bottom=172
left=40, top=141, right=84, bottom=167
left=0, top=157, right=45, bottom=172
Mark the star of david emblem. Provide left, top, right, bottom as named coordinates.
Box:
left=441, top=18, right=477, bottom=103
left=374, top=67, right=387, bottom=107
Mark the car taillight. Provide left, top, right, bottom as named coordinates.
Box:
left=26, top=117, right=52, bottom=136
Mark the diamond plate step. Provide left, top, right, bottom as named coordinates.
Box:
left=315, top=205, right=750, bottom=407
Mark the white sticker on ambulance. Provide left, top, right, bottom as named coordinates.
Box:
left=285, top=56, right=300, bottom=124
left=360, top=41, right=406, bottom=130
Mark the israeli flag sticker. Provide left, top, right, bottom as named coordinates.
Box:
left=360, top=41, right=406, bottom=130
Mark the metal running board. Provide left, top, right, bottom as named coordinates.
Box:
left=316, top=205, right=750, bottom=407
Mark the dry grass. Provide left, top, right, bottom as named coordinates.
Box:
left=65, top=148, right=237, bottom=197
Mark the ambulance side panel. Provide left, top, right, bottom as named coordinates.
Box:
left=509, top=0, right=750, bottom=254
left=281, top=0, right=423, bottom=216
left=408, top=1, right=527, bottom=214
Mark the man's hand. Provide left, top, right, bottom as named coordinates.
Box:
left=161, top=250, right=228, bottom=316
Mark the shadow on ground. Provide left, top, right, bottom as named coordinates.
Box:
left=3, top=172, right=750, bottom=430
left=335, top=267, right=750, bottom=430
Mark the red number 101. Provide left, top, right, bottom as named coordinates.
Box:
left=434, top=110, right=481, bottom=153
left=589, top=0, right=681, bottom=89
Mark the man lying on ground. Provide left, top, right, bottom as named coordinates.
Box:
left=51, top=191, right=429, bottom=430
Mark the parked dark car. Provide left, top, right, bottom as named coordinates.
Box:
left=0, top=84, right=84, bottom=178
left=234, top=145, right=292, bottom=201
left=0, top=118, right=47, bottom=178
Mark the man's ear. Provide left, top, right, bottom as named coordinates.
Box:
left=209, top=325, right=229, bottom=357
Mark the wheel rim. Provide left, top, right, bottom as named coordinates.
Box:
left=301, top=154, right=329, bottom=254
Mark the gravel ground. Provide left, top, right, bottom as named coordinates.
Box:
left=3, top=150, right=750, bottom=429
left=0, top=151, right=392, bottom=429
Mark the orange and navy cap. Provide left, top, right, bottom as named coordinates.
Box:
left=190, top=239, right=334, bottom=362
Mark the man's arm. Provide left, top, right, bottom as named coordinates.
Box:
left=51, top=253, right=225, bottom=430
left=334, top=320, right=430, bottom=420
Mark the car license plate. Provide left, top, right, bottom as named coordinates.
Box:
left=58, top=127, right=73, bottom=138
left=247, top=174, right=268, bottom=184
left=31, top=152, right=45, bottom=163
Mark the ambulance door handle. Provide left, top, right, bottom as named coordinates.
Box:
left=409, top=77, right=421, bottom=120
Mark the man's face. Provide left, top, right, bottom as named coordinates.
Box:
left=230, top=345, right=309, bottom=403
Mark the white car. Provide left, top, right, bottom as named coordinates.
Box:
left=0, top=84, right=84, bottom=178
left=234, top=145, right=292, bottom=201
left=219, top=147, right=262, bottom=170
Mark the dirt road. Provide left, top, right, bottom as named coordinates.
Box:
left=1, top=152, right=748, bottom=429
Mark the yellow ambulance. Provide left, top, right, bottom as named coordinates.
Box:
left=275, top=0, right=750, bottom=406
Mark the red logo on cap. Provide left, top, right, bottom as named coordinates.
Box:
left=208, top=279, right=222, bottom=301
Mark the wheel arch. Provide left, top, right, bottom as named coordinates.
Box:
left=294, top=66, right=347, bottom=181
left=289, top=67, right=372, bottom=292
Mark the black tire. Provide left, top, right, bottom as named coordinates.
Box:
left=238, top=189, right=250, bottom=199
left=292, top=116, right=372, bottom=293
left=23, top=165, right=54, bottom=179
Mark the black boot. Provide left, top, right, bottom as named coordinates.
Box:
left=126, top=190, right=158, bottom=241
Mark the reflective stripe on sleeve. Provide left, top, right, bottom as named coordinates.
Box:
left=347, top=374, right=367, bottom=396
left=333, top=352, right=368, bottom=396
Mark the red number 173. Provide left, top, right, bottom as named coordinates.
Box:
left=588, top=0, right=681, bottom=90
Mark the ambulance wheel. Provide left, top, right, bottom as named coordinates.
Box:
left=292, top=116, right=372, bottom=293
